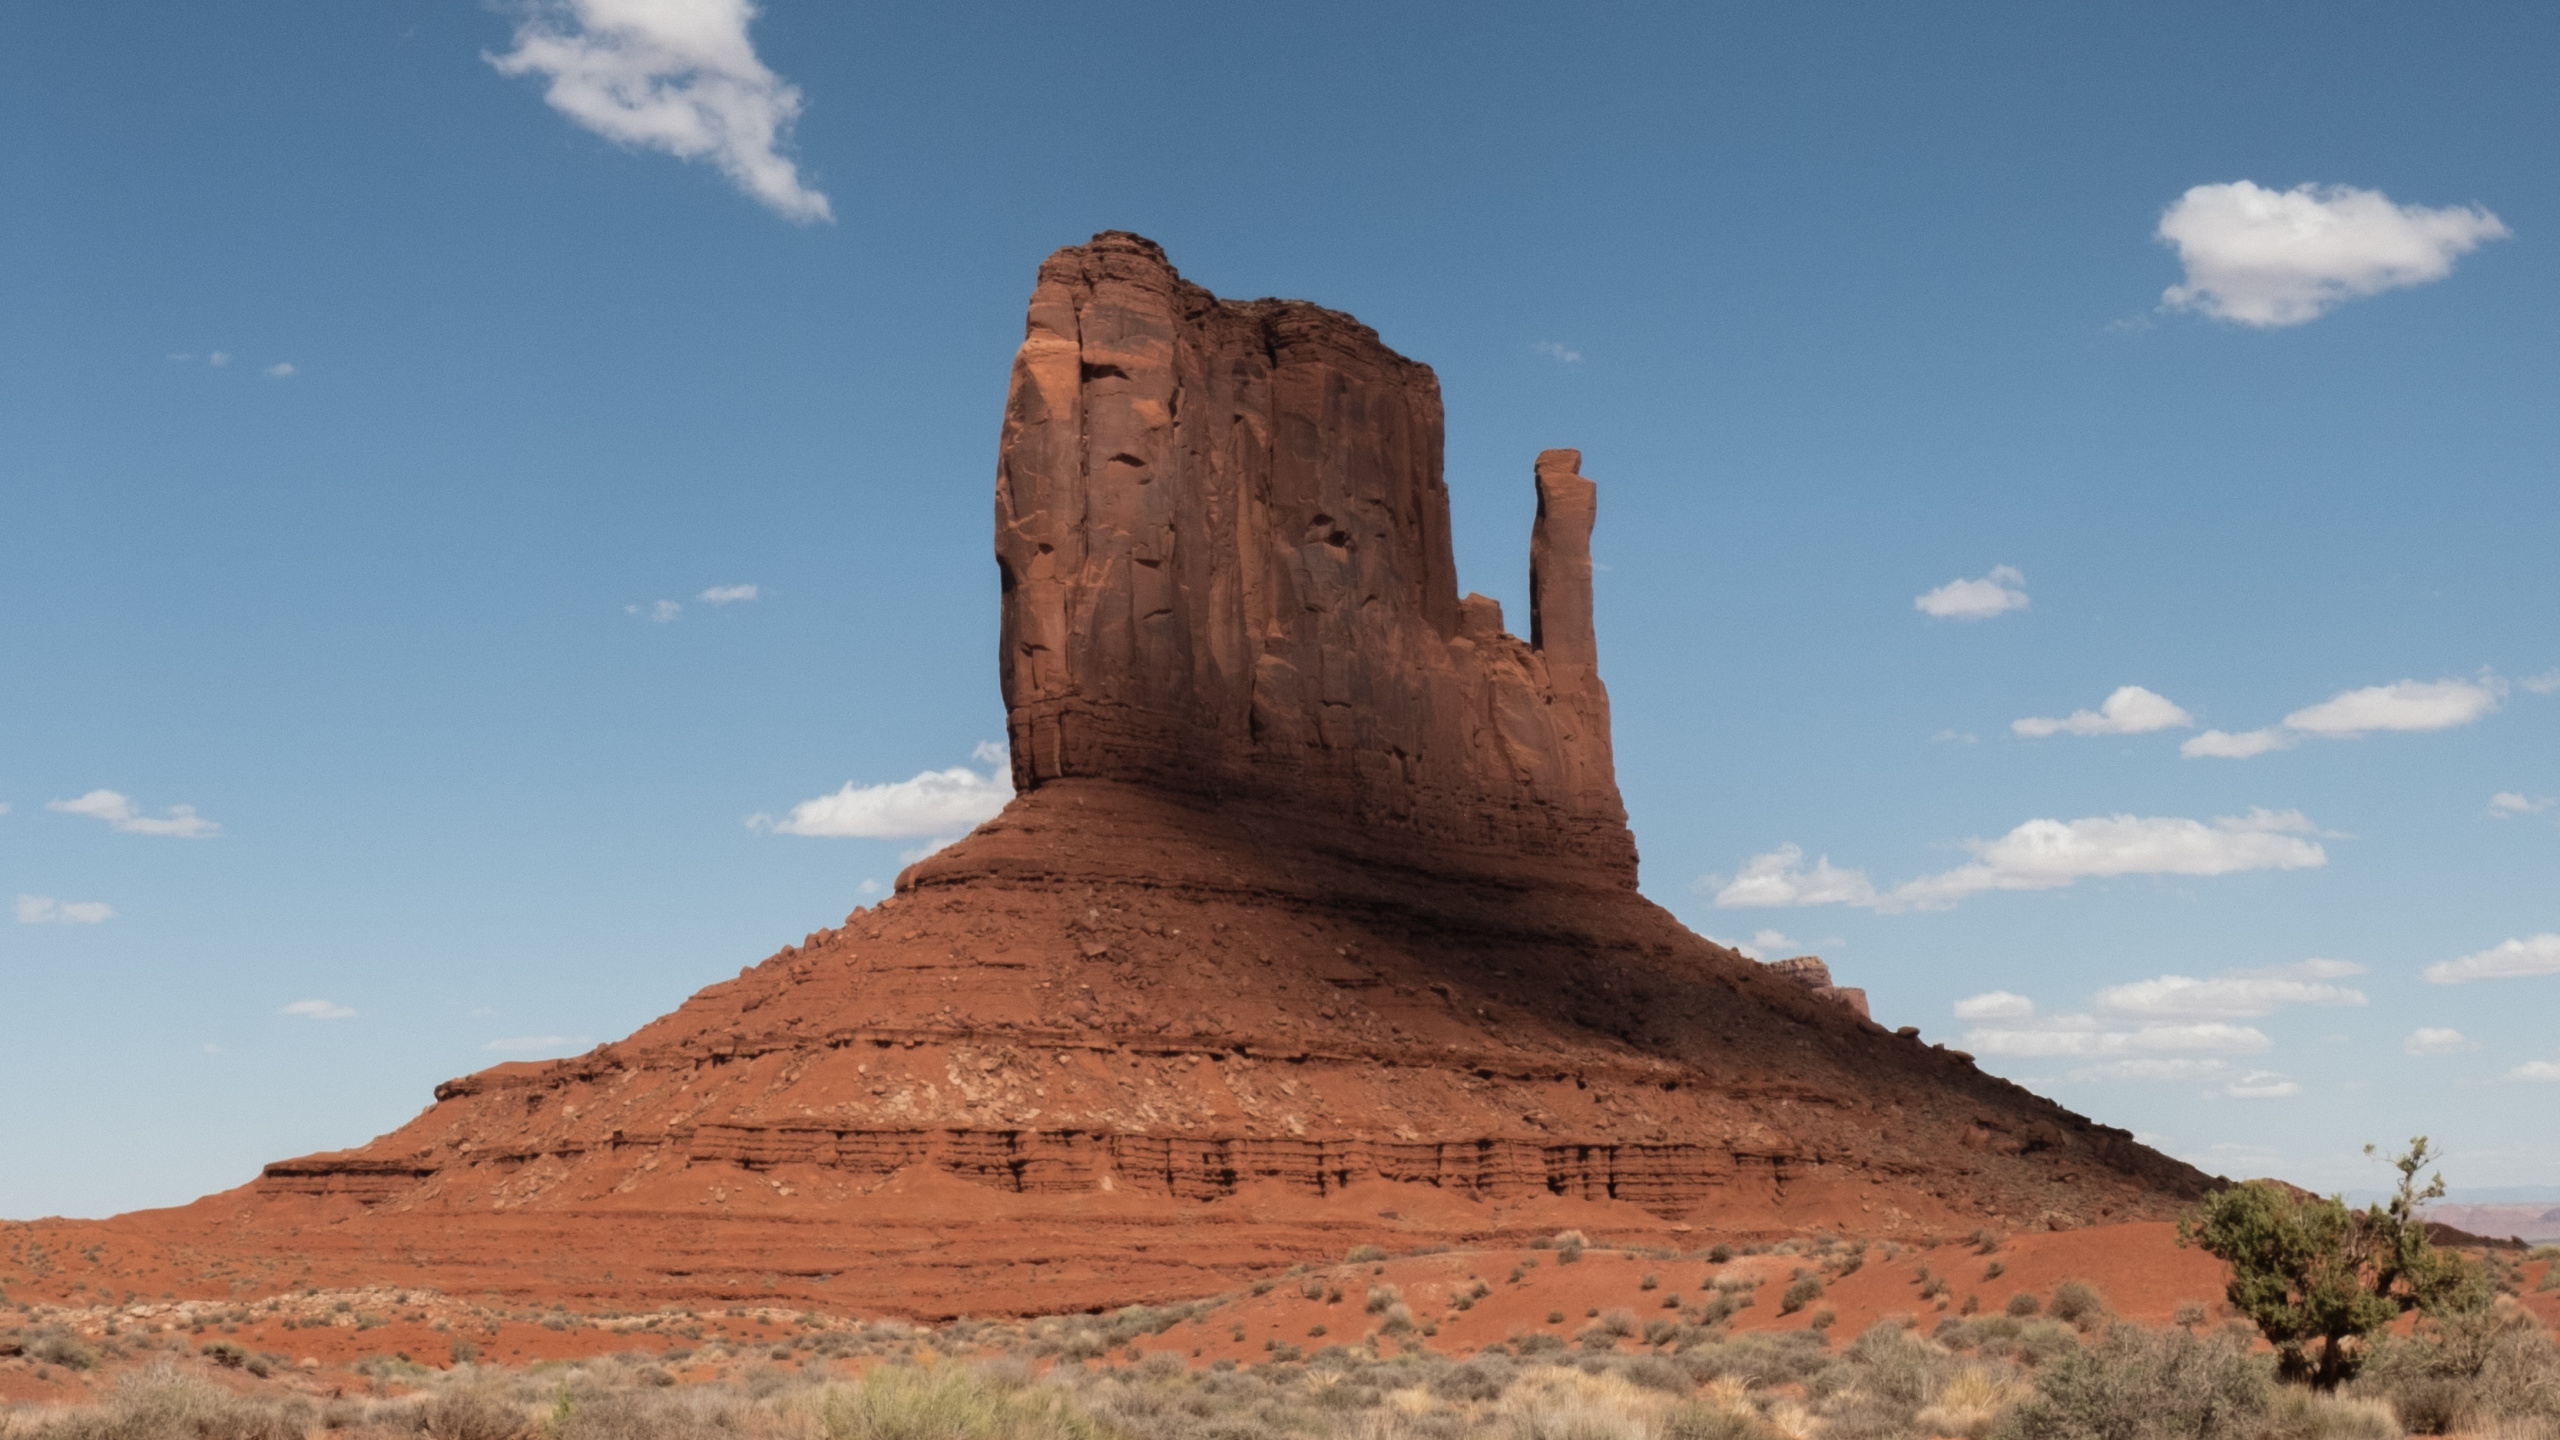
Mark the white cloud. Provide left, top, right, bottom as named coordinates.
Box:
left=2182, top=727, right=2295, bottom=759
left=1887, top=808, right=2325, bottom=910
left=2284, top=677, right=2504, bottom=736
left=2093, top=962, right=2367, bottom=1021
left=2523, top=670, right=2560, bottom=696
left=651, top=599, right=682, bottom=622
left=1715, top=809, right=2326, bottom=912
left=854, top=878, right=885, bottom=898
left=1533, top=341, right=1584, bottom=365
left=2157, top=181, right=2510, bottom=327
left=16, top=895, right=113, bottom=925
left=264, top=362, right=295, bottom=378
left=2403, top=1028, right=2477, bottom=1056
left=1914, top=565, right=2028, bottom=620
left=1704, top=844, right=1877, bottom=909
left=281, top=999, right=356, bottom=1020
left=1931, top=729, right=1979, bottom=745
left=1953, top=990, right=2035, bottom=1021
left=2510, top=1060, right=2560, bottom=1082
left=208, top=351, right=232, bottom=367
left=971, top=739, right=1008, bottom=765
left=1711, top=928, right=1815, bottom=961
left=2013, top=685, right=2194, bottom=738
left=2072, top=1058, right=2235, bottom=1083
left=753, top=761, right=1013, bottom=839
left=2425, top=933, right=2560, bottom=985
left=698, top=583, right=758, bottom=604
left=2489, top=792, right=2553, bottom=818
left=488, top=0, right=832, bottom=223
left=1965, top=1015, right=2273, bottom=1059
left=2224, top=1069, right=2301, bottom=1099
left=46, top=789, right=222, bottom=838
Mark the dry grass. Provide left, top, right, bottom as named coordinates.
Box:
left=5, top=1302, right=2558, bottom=1440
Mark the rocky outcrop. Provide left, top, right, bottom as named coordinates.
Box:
left=1763, top=956, right=1871, bottom=1021
left=31, top=233, right=2216, bottom=1318
left=995, top=234, right=1630, bottom=881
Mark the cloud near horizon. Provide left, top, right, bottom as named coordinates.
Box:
left=489, top=0, right=832, bottom=223
left=1709, top=809, right=2326, bottom=911
left=2157, top=181, right=2509, bottom=327
left=280, top=999, right=356, bottom=1020
left=2184, top=676, right=2505, bottom=759
left=2424, top=933, right=2560, bottom=985
left=46, top=789, right=221, bottom=838
left=2013, top=685, right=2193, bottom=738
left=1914, top=565, right=2027, bottom=620
left=16, top=895, right=114, bottom=925
left=753, top=756, right=1013, bottom=840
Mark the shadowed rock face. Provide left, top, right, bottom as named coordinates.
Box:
left=995, top=233, right=1630, bottom=881
left=19, top=234, right=2216, bottom=1321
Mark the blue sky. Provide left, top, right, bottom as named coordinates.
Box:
left=5, top=0, right=2555, bottom=1219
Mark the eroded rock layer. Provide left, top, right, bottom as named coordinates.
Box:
left=20, top=234, right=2212, bottom=1317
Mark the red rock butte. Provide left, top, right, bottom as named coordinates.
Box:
left=6, top=234, right=2210, bottom=1318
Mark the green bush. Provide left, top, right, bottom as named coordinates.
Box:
left=2179, top=1137, right=2486, bottom=1388
left=1780, top=1275, right=1824, bottom=1314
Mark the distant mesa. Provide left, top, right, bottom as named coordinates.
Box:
left=11, top=233, right=2211, bottom=1317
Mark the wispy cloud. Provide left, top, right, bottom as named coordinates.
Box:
left=2425, top=933, right=2560, bottom=985
left=1888, top=809, right=2325, bottom=911
left=1702, top=844, right=1877, bottom=909
left=488, top=0, right=832, bottom=223
left=698, top=583, right=758, bottom=604
left=16, top=895, right=113, bottom=925
left=752, top=756, right=1013, bottom=840
left=2403, top=1028, right=2477, bottom=1056
left=1914, top=565, right=2027, bottom=620
left=2093, top=958, right=2368, bottom=1021
left=264, top=362, right=295, bottom=378
left=2506, top=1059, right=2560, bottom=1083
left=208, top=351, right=232, bottom=368
left=281, top=999, right=356, bottom=1020
left=46, top=789, right=222, bottom=838
left=2489, top=792, right=2553, bottom=818
left=1710, top=809, right=2326, bottom=912
left=2523, top=670, right=2560, bottom=696
left=625, top=599, right=685, bottom=622
left=2185, top=675, right=2506, bottom=759
left=2013, top=685, right=2193, bottom=738
left=2157, top=181, right=2509, bottom=327
left=1532, top=341, right=1584, bottom=365
left=2223, top=1070, right=2301, bottom=1099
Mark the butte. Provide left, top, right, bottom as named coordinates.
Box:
left=10, top=234, right=2208, bottom=1317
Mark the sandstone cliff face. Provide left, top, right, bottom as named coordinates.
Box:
left=23, top=234, right=2214, bottom=1320
left=995, top=234, right=1629, bottom=881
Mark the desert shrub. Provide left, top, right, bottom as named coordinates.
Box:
left=2357, top=1301, right=2560, bottom=1431
left=2050, top=1282, right=2108, bottom=1329
left=1973, top=1229, right=2006, bottom=1255
left=2179, top=1136, right=2487, bottom=1388
left=1993, top=1325, right=2270, bottom=1440
left=2257, top=1389, right=2400, bottom=1440
left=1679, top=1331, right=1833, bottom=1388
left=1364, top=1285, right=1399, bottom=1315
left=2008, top=1293, right=2042, bottom=1318
left=1661, top=1403, right=1779, bottom=1440
left=25, top=1330, right=100, bottom=1371
left=1430, top=1356, right=1514, bottom=1401
left=1, top=1364, right=317, bottom=1440
left=1345, top=1245, right=1387, bottom=1263
left=1779, top=1276, right=1823, bottom=1314
left=1920, top=1363, right=2036, bottom=1440
left=1554, top=1231, right=1588, bottom=1265
left=821, top=1362, right=1112, bottom=1440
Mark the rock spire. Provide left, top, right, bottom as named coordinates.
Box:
left=994, top=233, right=1630, bottom=880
